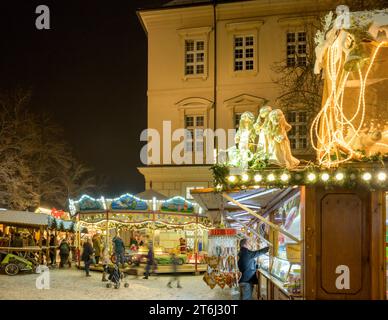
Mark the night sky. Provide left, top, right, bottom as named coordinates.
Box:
left=1, top=0, right=170, bottom=197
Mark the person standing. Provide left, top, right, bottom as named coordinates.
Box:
left=92, top=234, right=102, bottom=265
left=237, top=239, right=269, bottom=300
left=59, top=238, right=71, bottom=268
left=101, top=242, right=110, bottom=282
left=167, top=253, right=182, bottom=288
left=81, top=238, right=94, bottom=277
left=143, top=242, right=156, bottom=279
left=49, top=234, right=57, bottom=266
left=112, top=233, right=125, bottom=267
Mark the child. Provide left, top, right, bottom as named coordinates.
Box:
left=101, top=243, right=110, bottom=282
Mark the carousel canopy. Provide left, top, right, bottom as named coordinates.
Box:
left=0, top=210, right=49, bottom=227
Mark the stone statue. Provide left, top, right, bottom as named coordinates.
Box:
left=267, top=109, right=300, bottom=169
left=228, top=112, right=256, bottom=170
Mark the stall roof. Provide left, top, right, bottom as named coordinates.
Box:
left=191, top=187, right=298, bottom=228
left=0, top=210, right=50, bottom=227
left=135, top=189, right=168, bottom=200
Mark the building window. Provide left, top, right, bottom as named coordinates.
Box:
left=234, top=113, right=242, bottom=129
left=286, top=31, right=307, bottom=67
left=234, top=35, right=255, bottom=71
left=185, top=115, right=204, bottom=153
left=287, top=111, right=308, bottom=150
left=185, top=40, right=205, bottom=76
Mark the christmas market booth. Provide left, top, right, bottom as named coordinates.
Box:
left=69, top=193, right=213, bottom=273
left=193, top=8, right=388, bottom=300
left=0, top=210, right=76, bottom=266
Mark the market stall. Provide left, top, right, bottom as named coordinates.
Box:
left=69, top=193, right=213, bottom=273
left=0, top=210, right=75, bottom=265
left=192, top=8, right=388, bottom=300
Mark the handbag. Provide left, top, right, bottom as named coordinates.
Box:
left=89, top=254, right=96, bottom=265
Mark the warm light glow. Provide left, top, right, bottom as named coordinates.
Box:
left=321, top=173, right=330, bottom=182
left=362, top=172, right=372, bottom=181
left=254, top=174, right=262, bottom=182
left=267, top=174, right=275, bottom=182
left=335, top=172, right=344, bottom=181
left=307, top=173, right=316, bottom=182
left=310, top=41, right=385, bottom=168
left=241, top=173, right=249, bottom=182
left=377, top=172, right=387, bottom=182
left=228, top=175, right=236, bottom=183
left=280, top=173, right=290, bottom=182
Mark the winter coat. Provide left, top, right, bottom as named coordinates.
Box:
left=112, top=237, right=125, bottom=254
left=81, top=242, right=94, bottom=262
left=92, top=238, right=101, bottom=256
left=59, top=241, right=70, bottom=255
left=238, top=247, right=269, bottom=284
left=11, top=236, right=23, bottom=248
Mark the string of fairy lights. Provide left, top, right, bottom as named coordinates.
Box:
left=218, top=168, right=388, bottom=189
left=310, top=36, right=388, bottom=168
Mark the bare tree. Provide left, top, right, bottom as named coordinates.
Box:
left=271, top=20, right=324, bottom=156
left=0, top=89, right=101, bottom=210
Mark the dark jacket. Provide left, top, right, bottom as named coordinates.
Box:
left=238, top=247, right=269, bottom=283
left=11, top=236, right=23, bottom=248
left=59, top=241, right=70, bottom=255
left=112, top=237, right=125, bottom=254
left=81, top=242, right=94, bottom=262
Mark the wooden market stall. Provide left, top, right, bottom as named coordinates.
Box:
left=69, top=193, right=213, bottom=273
left=191, top=8, right=388, bottom=300
left=0, top=210, right=77, bottom=265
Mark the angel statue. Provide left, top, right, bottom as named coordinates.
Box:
left=267, top=109, right=300, bottom=169
left=228, top=112, right=256, bottom=170
left=254, top=106, right=273, bottom=154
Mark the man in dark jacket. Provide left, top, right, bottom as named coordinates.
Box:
left=112, top=234, right=125, bottom=267
left=238, top=238, right=269, bottom=300
left=11, top=233, right=23, bottom=247
left=59, top=239, right=71, bottom=268
left=81, top=238, right=94, bottom=277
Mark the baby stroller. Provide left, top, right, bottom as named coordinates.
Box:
left=106, top=264, right=129, bottom=289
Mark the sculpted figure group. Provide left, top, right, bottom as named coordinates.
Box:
left=228, top=107, right=300, bottom=170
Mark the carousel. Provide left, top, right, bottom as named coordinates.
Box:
left=192, top=8, right=388, bottom=300
left=69, top=192, right=213, bottom=273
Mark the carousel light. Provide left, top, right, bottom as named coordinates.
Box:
left=362, top=172, right=372, bottom=181
left=307, top=173, right=316, bottom=182
left=280, top=173, right=290, bottom=182
left=228, top=175, right=237, bottom=183
left=377, top=172, right=387, bottom=182
left=335, top=172, right=344, bottom=181
left=241, top=173, right=249, bottom=182
left=254, top=174, right=262, bottom=182
left=321, top=173, right=330, bottom=182
left=267, top=174, right=275, bottom=182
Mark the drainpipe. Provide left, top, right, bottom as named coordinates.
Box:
left=213, top=1, right=218, bottom=159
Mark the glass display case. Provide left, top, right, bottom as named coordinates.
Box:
left=256, top=190, right=304, bottom=300
left=271, top=257, right=290, bottom=282
left=257, top=253, right=270, bottom=272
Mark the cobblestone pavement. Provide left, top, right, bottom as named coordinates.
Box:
left=0, top=267, right=237, bottom=300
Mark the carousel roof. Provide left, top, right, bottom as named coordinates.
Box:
left=0, top=210, right=50, bottom=227
left=135, top=189, right=168, bottom=200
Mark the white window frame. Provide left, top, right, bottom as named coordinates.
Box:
left=233, top=34, right=255, bottom=72
left=178, top=27, right=212, bottom=81
left=226, top=20, right=264, bottom=77
left=286, top=110, right=308, bottom=152
left=184, top=39, right=205, bottom=76
left=185, top=115, right=205, bottom=156
left=286, top=30, right=307, bottom=67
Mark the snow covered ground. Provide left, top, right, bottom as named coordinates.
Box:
left=0, top=267, right=238, bottom=300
